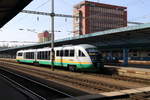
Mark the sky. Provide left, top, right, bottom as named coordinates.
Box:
left=0, top=0, right=150, bottom=44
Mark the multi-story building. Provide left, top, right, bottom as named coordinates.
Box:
left=73, top=1, right=127, bottom=36
left=38, top=31, right=51, bottom=43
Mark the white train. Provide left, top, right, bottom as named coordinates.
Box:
left=16, top=44, right=103, bottom=71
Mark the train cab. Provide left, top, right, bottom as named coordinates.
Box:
left=86, top=48, right=104, bottom=68
left=75, top=44, right=104, bottom=70
left=16, top=51, right=24, bottom=62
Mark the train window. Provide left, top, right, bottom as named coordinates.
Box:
left=31, top=52, right=34, bottom=59
left=18, top=53, right=23, bottom=56
left=79, top=50, right=85, bottom=57
left=40, top=52, right=43, bottom=59
left=64, top=50, right=69, bottom=57
left=32, top=52, right=34, bottom=59
left=38, top=52, right=42, bottom=59
left=43, top=51, right=46, bottom=59
left=25, top=52, right=29, bottom=59
left=40, top=52, right=42, bottom=59
left=37, top=51, right=50, bottom=60
left=37, top=52, right=40, bottom=59
left=42, top=52, right=45, bottom=59
left=44, top=51, right=50, bottom=60
left=25, top=53, right=27, bottom=58
left=56, top=50, right=60, bottom=56
left=25, top=52, right=34, bottom=59
left=47, top=51, right=51, bottom=60
left=43, top=52, right=45, bottom=59
left=60, top=50, right=63, bottom=56
left=70, top=50, right=75, bottom=57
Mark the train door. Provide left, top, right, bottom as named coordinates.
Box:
left=34, top=50, right=38, bottom=63
left=76, top=49, right=87, bottom=68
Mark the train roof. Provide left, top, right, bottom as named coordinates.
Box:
left=75, top=44, right=97, bottom=49
left=17, top=44, right=97, bottom=52
left=17, top=49, right=36, bottom=53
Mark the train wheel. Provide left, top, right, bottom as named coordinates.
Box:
left=17, top=60, right=22, bottom=64
left=68, top=65, right=76, bottom=72
left=34, top=62, right=39, bottom=66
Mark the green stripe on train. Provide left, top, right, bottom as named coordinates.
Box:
left=17, top=59, right=34, bottom=63
left=38, top=60, right=93, bottom=69
left=17, top=59, right=94, bottom=69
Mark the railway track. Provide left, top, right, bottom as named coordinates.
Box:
left=0, top=59, right=149, bottom=90
left=129, top=92, right=150, bottom=100
left=0, top=59, right=150, bottom=100
left=0, top=59, right=150, bottom=85
left=0, top=61, right=129, bottom=93
left=0, top=73, right=45, bottom=100
left=111, top=91, right=150, bottom=100
left=0, top=67, right=75, bottom=100
left=1, top=58, right=150, bottom=85
left=85, top=72, right=150, bottom=85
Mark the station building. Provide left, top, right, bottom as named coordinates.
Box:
left=73, top=1, right=127, bottom=36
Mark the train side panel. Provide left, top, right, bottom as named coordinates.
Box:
left=16, top=44, right=103, bottom=71
left=16, top=50, right=36, bottom=64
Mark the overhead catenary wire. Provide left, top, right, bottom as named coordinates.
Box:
left=16, top=0, right=50, bottom=23
left=61, top=0, right=73, bottom=6
left=35, top=0, right=50, bottom=9
left=127, top=0, right=150, bottom=22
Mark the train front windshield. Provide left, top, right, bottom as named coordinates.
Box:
left=86, top=48, right=103, bottom=68
left=86, top=48, right=102, bottom=61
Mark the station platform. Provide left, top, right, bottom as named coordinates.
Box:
left=0, top=75, right=28, bottom=100
left=105, top=65, right=150, bottom=79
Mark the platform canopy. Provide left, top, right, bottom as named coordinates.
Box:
left=0, top=0, right=32, bottom=28
left=1, top=22, right=150, bottom=54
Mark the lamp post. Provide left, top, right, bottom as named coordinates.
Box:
left=51, top=0, right=55, bottom=71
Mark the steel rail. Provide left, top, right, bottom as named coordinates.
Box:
left=0, top=73, right=46, bottom=100
left=0, top=67, right=78, bottom=100
left=0, top=62, right=128, bottom=92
